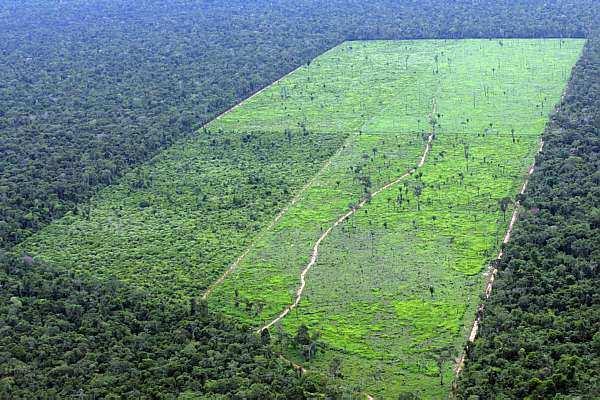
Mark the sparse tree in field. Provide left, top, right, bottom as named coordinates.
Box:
left=435, top=347, right=453, bottom=386
left=197, top=298, right=209, bottom=319
left=295, top=324, right=311, bottom=346
left=234, top=288, right=240, bottom=308
left=429, top=112, right=438, bottom=132
left=414, top=183, right=423, bottom=211
left=244, top=298, right=253, bottom=313
left=275, top=322, right=286, bottom=350
left=280, top=85, right=289, bottom=100
left=302, top=342, right=317, bottom=361
left=499, top=196, right=512, bottom=221
left=329, top=357, right=343, bottom=378
left=260, top=328, right=270, bottom=345
left=396, top=192, right=403, bottom=209
left=254, top=299, right=265, bottom=316
left=190, top=297, right=198, bottom=316
left=369, top=230, right=376, bottom=256
left=463, top=142, right=470, bottom=171
left=360, top=174, right=372, bottom=194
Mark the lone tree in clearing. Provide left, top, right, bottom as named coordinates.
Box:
left=329, top=357, right=343, bottom=378
left=434, top=346, right=453, bottom=386
left=414, top=183, right=424, bottom=211
left=499, top=196, right=512, bottom=221
left=260, top=328, right=270, bottom=345
left=295, top=324, right=311, bottom=346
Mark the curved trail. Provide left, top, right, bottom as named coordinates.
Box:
left=202, top=138, right=350, bottom=300
left=202, top=79, right=415, bottom=300
left=257, top=128, right=435, bottom=334
left=453, top=139, right=545, bottom=377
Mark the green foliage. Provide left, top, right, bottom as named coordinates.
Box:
left=1, top=2, right=598, bottom=398
left=456, top=34, right=600, bottom=400
left=296, top=325, right=312, bottom=346
left=1, top=0, right=597, bottom=248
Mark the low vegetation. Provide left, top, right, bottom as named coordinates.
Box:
left=17, top=130, right=343, bottom=299
left=208, top=39, right=584, bottom=398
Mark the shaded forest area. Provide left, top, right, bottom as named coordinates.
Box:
left=1, top=0, right=598, bottom=247
left=0, top=253, right=343, bottom=399
left=456, top=34, right=599, bottom=400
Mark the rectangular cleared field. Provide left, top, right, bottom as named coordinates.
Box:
left=207, top=39, right=584, bottom=398
left=19, top=39, right=584, bottom=398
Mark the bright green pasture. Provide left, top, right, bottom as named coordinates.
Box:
left=207, top=39, right=584, bottom=398
left=209, top=40, right=441, bottom=135
left=207, top=41, right=444, bottom=324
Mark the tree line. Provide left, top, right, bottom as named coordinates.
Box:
left=0, top=252, right=348, bottom=399
left=1, top=2, right=598, bottom=398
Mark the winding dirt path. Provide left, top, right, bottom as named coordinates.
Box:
left=257, top=121, right=435, bottom=334
left=453, top=139, right=545, bottom=377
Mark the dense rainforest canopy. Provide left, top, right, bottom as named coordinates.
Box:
left=456, top=33, right=600, bottom=399
left=0, top=1, right=598, bottom=398
left=0, top=253, right=344, bottom=399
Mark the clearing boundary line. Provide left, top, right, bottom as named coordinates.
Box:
left=201, top=136, right=351, bottom=300
left=453, top=138, right=545, bottom=380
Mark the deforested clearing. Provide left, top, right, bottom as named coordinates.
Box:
left=20, top=39, right=584, bottom=398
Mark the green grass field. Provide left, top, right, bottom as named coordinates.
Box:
left=18, top=39, right=584, bottom=398
left=207, top=39, right=584, bottom=398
